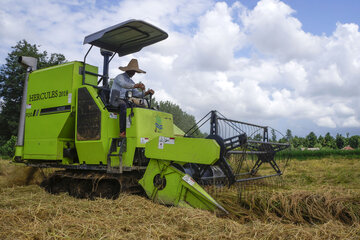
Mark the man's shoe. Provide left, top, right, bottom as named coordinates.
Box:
left=119, top=132, right=126, bottom=138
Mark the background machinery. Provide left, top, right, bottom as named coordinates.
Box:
left=14, top=20, right=289, bottom=213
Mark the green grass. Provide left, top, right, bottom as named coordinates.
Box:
left=282, top=158, right=360, bottom=190
left=279, top=149, right=360, bottom=160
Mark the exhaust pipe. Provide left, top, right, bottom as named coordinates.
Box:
left=16, top=56, right=37, bottom=147
left=18, top=56, right=37, bottom=71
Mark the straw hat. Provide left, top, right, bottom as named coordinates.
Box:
left=119, top=59, right=146, bottom=73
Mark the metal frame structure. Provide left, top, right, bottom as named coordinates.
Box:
left=186, top=110, right=290, bottom=185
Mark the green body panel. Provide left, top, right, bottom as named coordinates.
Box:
left=145, top=136, right=220, bottom=165
left=22, top=62, right=97, bottom=161
left=123, top=108, right=174, bottom=166
left=127, top=108, right=174, bottom=139
left=139, top=159, right=227, bottom=213
left=74, top=85, right=119, bottom=165
left=173, top=124, right=185, bottom=136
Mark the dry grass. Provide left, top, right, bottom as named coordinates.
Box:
left=0, top=160, right=45, bottom=188
left=0, top=158, right=360, bottom=239
left=216, top=189, right=360, bottom=225
left=1, top=185, right=360, bottom=240
left=283, top=158, right=360, bottom=189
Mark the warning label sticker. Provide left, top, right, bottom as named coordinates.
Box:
left=160, top=136, right=175, bottom=144
left=164, top=137, right=175, bottom=144
left=158, top=136, right=175, bottom=149
left=109, top=112, right=118, bottom=119
left=140, top=138, right=149, bottom=144
left=182, top=175, right=195, bottom=186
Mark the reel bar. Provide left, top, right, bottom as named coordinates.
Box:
left=216, top=116, right=268, bottom=142
left=228, top=150, right=268, bottom=155
left=235, top=172, right=256, bottom=177
left=223, top=133, right=247, bottom=152
left=236, top=173, right=281, bottom=183
left=218, top=117, right=246, bottom=135
left=184, top=111, right=211, bottom=136
left=196, top=172, right=282, bottom=183
left=217, top=117, right=267, bottom=129
left=247, top=143, right=289, bottom=153
left=248, top=139, right=290, bottom=146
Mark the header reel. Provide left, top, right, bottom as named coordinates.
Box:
left=184, top=111, right=291, bottom=200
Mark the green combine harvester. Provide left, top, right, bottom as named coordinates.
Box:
left=14, top=20, right=289, bottom=213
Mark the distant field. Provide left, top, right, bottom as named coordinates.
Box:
left=281, top=149, right=360, bottom=160
left=0, top=158, right=360, bottom=240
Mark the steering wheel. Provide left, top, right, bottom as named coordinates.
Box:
left=148, top=93, right=153, bottom=109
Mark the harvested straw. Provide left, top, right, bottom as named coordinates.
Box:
left=1, top=158, right=360, bottom=239
left=216, top=188, right=360, bottom=226
left=0, top=160, right=47, bottom=188
left=1, top=185, right=359, bottom=240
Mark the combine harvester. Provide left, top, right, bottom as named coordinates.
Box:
left=14, top=20, right=289, bottom=213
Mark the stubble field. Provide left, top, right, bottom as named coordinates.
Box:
left=0, top=157, right=359, bottom=240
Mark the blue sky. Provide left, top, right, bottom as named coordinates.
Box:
left=283, top=0, right=360, bottom=35
left=239, top=0, right=360, bottom=35
left=0, top=0, right=359, bottom=137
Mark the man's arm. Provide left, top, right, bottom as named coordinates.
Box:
left=116, top=74, right=145, bottom=91
left=114, top=74, right=134, bottom=89
left=113, top=73, right=147, bottom=98
left=132, top=87, right=145, bottom=98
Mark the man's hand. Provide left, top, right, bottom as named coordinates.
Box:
left=145, top=89, right=155, bottom=96
left=134, top=82, right=145, bottom=90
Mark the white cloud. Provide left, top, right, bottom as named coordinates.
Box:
left=333, top=103, right=355, bottom=116
left=315, top=117, right=336, bottom=128
left=191, top=2, right=245, bottom=71
left=241, top=0, right=323, bottom=61
left=342, top=116, right=360, bottom=128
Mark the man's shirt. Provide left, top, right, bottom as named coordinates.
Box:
left=110, top=72, right=144, bottom=99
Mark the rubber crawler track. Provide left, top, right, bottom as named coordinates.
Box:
left=41, top=170, right=144, bottom=199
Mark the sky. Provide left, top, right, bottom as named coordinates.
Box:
left=0, top=0, right=360, bottom=137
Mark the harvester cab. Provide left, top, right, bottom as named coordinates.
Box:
left=13, top=20, right=290, bottom=214
left=81, top=20, right=168, bottom=108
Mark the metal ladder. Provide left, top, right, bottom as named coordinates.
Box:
left=107, top=137, right=127, bottom=173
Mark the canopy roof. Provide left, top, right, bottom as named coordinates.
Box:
left=83, top=19, right=168, bottom=56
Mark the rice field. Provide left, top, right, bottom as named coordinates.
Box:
left=0, top=157, right=360, bottom=240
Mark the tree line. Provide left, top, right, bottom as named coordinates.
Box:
left=267, top=129, right=360, bottom=150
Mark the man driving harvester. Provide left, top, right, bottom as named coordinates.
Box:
left=110, top=59, right=155, bottom=137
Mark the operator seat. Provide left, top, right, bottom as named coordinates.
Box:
left=98, top=87, right=110, bottom=104
left=109, top=89, right=122, bottom=108
left=97, top=87, right=120, bottom=112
